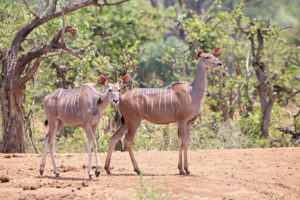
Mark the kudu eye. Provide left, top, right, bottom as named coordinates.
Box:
left=108, top=89, right=112, bottom=92
left=205, top=56, right=209, bottom=59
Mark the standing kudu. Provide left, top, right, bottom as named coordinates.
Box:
left=105, top=47, right=223, bottom=175
left=40, top=74, right=130, bottom=179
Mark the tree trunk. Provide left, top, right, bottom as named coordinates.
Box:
left=1, top=61, right=26, bottom=152
left=256, top=67, right=274, bottom=138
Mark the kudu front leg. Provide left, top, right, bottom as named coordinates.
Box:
left=105, top=124, right=128, bottom=174
left=91, top=125, right=101, bottom=178
left=177, top=122, right=186, bottom=175
left=87, top=141, right=94, bottom=179
left=84, top=125, right=98, bottom=179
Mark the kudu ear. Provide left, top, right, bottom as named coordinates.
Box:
left=120, top=74, right=131, bottom=87
left=98, top=75, right=109, bottom=87
left=210, top=46, right=222, bottom=57
left=196, top=50, right=203, bottom=59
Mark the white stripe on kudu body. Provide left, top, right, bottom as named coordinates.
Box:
left=128, top=88, right=176, bottom=114
left=40, top=74, right=130, bottom=180
left=142, top=89, right=145, bottom=108
left=151, top=88, right=154, bottom=112
left=164, top=88, right=167, bottom=111
left=159, top=89, right=162, bottom=111
left=170, top=89, right=174, bottom=111
left=136, top=89, right=141, bottom=113
left=105, top=46, right=224, bottom=177
left=64, top=90, right=73, bottom=113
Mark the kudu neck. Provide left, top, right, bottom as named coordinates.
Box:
left=191, top=60, right=207, bottom=101
left=98, top=91, right=111, bottom=110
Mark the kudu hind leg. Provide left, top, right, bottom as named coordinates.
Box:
left=124, top=123, right=141, bottom=175
left=105, top=124, right=128, bottom=174
left=40, top=133, right=49, bottom=175
left=49, top=121, right=62, bottom=178
left=183, top=123, right=191, bottom=175
left=83, top=125, right=97, bottom=179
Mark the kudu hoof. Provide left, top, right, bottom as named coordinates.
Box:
left=185, top=170, right=190, bottom=175
left=89, top=174, right=94, bottom=180
left=134, top=169, right=141, bottom=175
left=179, top=170, right=185, bottom=175
left=39, top=169, right=44, bottom=176
left=95, top=170, right=100, bottom=177
left=55, top=172, right=60, bottom=178
left=104, top=166, right=111, bottom=174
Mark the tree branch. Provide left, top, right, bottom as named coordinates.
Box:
left=256, top=28, right=264, bottom=63
left=60, top=1, right=65, bottom=47
left=94, top=0, right=130, bottom=7
left=81, top=33, right=119, bottom=51
left=17, top=57, right=46, bottom=88
left=23, top=0, right=40, bottom=18
left=235, top=17, right=249, bottom=35
left=276, top=127, right=300, bottom=137
left=285, top=89, right=300, bottom=105
left=10, top=0, right=130, bottom=60
left=49, top=0, right=58, bottom=15
left=62, top=45, right=85, bottom=59
left=17, top=52, right=63, bottom=87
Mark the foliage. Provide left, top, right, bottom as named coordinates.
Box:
left=135, top=173, right=172, bottom=200
left=1, top=0, right=299, bottom=152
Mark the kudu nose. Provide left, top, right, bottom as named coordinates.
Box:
left=113, top=99, right=119, bottom=104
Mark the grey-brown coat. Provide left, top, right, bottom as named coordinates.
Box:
left=105, top=47, right=223, bottom=175
left=40, top=74, right=130, bottom=179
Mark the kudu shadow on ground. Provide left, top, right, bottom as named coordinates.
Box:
left=36, top=173, right=200, bottom=181
left=37, top=175, right=93, bottom=181
left=106, top=173, right=200, bottom=177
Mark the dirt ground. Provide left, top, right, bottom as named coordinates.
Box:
left=0, top=148, right=299, bottom=200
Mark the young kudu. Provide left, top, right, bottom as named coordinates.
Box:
left=105, top=47, right=223, bottom=175
left=40, top=74, right=130, bottom=179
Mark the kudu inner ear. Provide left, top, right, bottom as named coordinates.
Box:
left=98, top=75, right=108, bottom=87
left=197, top=50, right=203, bottom=58
left=97, top=96, right=102, bottom=105
left=210, top=46, right=222, bottom=57
left=120, top=74, right=130, bottom=87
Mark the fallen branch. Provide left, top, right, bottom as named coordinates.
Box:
left=276, top=127, right=300, bottom=136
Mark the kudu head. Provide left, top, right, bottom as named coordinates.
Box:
left=197, top=46, right=223, bottom=69
left=98, top=74, right=130, bottom=105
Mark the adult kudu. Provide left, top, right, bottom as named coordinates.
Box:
left=105, top=47, right=223, bottom=175
left=40, top=74, right=130, bottom=179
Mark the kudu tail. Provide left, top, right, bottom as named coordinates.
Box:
left=44, top=119, right=48, bottom=127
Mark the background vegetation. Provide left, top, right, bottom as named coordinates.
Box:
left=0, top=0, right=299, bottom=153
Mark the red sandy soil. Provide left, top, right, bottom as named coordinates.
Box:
left=0, top=148, right=299, bottom=200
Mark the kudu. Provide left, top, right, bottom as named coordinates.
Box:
left=40, top=74, right=130, bottom=179
left=105, top=47, right=223, bottom=175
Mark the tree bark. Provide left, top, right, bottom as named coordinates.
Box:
left=0, top=79, right=26, bottom=153
left=251, top=29, right=274, bottom=138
